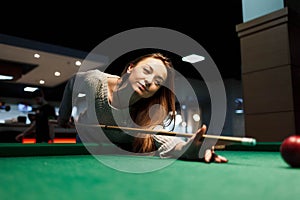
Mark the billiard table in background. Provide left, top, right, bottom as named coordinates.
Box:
left=1, top=142, right=300, bottom=200
left=0, top=123, right=76, bottom=143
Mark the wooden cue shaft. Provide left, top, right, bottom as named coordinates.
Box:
left=76, top=123, right=256, bottom=145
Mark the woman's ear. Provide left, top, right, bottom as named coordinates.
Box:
left=127, top=64, right=134, bottom=73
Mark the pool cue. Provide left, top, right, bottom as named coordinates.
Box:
left=76, top=123, right=256, bottom=146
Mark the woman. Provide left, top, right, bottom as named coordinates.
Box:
left=58, top=52, right=227, bottom=163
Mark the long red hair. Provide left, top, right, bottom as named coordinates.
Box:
left=119, top=53, right=176, bottom=153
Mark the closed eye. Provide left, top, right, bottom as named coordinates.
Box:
left=143, top=67, right=151, bottom=74
left=154, top=78, right=164, bottom=86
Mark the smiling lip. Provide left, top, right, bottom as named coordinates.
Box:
left=137, top=82, right=148, bottom=92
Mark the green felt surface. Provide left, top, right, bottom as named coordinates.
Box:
left=1, top=146, right=300, bottom=200
left=0, top=143, right=95, bottom=156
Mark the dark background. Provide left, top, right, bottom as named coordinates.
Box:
left=0, top=1, right=244, bottom=101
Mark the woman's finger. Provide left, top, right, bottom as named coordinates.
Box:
left=204, top=149, right=213, bottom=162
left=214, top=154, right=228, bottom=163
left=194, top=124, right=207, bottom=142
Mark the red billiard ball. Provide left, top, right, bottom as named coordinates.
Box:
left=280, top=135, right=300, bottom=168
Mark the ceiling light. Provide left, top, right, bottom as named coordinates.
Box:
left=0, top=75, right=13, bottom=80
left=182, top=54, right=205, bottom=63
left=34, top=53, right=40, bottom=58
left=75, top=60, right=82, bottom=66
left=39, top=80, right=45, bottom=84
left=54, top=71, right=61, bottom=76
left=24, top=87, right=39, bottom=92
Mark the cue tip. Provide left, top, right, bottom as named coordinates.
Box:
left=241, top=138, right=256, bottom=146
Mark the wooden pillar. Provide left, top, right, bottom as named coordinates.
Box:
left=236, top=6, right=300, bottom=142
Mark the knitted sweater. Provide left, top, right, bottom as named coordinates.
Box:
left=59, top=69, right=184, bottom=158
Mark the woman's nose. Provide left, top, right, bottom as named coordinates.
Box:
left=144, top=75, right=154, bottom=86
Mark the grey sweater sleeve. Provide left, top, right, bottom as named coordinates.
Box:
left=58, top=70, right=94, bottom=126
left=57, top=74, right=76, bottom=126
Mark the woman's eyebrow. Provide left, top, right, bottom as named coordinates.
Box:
left=146, top=64, right=165, bottom=81
left=145, top=64, right=154, bottom=72
left=155, top=76, right=164, bottom=82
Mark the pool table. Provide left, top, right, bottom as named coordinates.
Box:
left=0, top=142, right=300, bottom=200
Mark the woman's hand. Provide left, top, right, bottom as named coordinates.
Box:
left=179, top=124, right=228, bottom=163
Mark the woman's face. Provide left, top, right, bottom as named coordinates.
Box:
left=127, top=57, right=168, bottom=98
